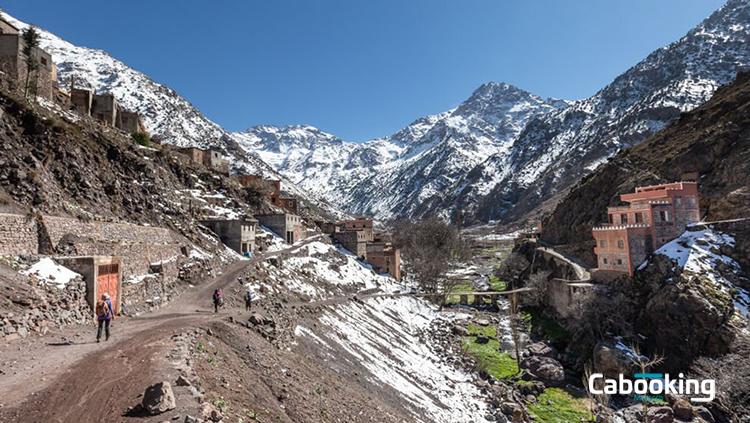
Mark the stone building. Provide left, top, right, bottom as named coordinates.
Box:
left=119, top=110, right=145, bottom=134
left=70, top=88, right=145, bottom=133
left=70, top=88, right=93, bottom=115
left=341, top=219, right=374, bottom=242
left=366, top=241, right=401, bottom=281
left=201, top=218, right=258, bottom=255
left=91, top=93, right=119, bottom=127
left=0, top=20, right=58, bottom=101
left=238, top=175, right=299, bottom=214
left=256, top=213, right=304, bottom=244
left=592, top=182, right=700, bottom=275
left=318, top=221, right=342, bottom=234
left=333, top=230, right=368, bottom=259
left=203, top=149, right=229, bottom=174
left=177, top=147, right=205, bottom=165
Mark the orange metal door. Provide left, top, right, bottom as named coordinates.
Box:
left=97, top=264, right=119, bottom=315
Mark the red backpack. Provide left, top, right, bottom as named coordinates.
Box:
left=96, top=300, right=111, bottom=318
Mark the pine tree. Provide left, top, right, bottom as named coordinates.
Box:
left=21, top=25, right=40, bottom=99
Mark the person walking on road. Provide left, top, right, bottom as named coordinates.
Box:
left=245, top=291, right=253, bottom=311
left=96, top=293, right=115, bottom=343
left=213, top=289, right=223, bottom=313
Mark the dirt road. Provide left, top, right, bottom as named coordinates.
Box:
left=0, top=236, right=324, bottom=423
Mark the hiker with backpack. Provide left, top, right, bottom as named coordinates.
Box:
left=245, top=291, right=253, bottom=311
left=96, top=293, right=115, bottom=343
left=213, top=289, right=223, bottom=313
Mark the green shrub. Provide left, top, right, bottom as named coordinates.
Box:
left=131, top=131, right=150, bottom=147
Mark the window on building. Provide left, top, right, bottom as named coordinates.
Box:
left=608, top=214, right=613, bottom=224
left=602, top=258, right=608, bottom=265
left=40, top=57, right=47, bottom=66
left=635, top=213, right=643, bottom=223
left=618, top=240, right=624, bottom=249
left=659, top=210, right=669, bottom=221
left=600, top=240, right=605, bottom=248
left=617, top=259, right=623, bottom=265
left=621, top=214, right=628, bottom=224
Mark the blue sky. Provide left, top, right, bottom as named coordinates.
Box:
left=4, top=0, right=726, bottom=141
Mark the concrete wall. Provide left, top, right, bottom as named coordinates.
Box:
left=92, top=94, right=118, bottom=126
left=0, top=34, right=57, bottom=100
left=119, top=110, right=142, bottom=133
left=71, top=89, right=93, bottom=115
left=0, top=213, right=37, bottom=255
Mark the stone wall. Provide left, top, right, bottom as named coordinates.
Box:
left=43, top=215, right=178, bottom=246
left=0, top=213, right=37, bottom=255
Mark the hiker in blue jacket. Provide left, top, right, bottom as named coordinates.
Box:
left=96, top=293, right=115, bottom=343
left=245, top=291, right=253, bottom=311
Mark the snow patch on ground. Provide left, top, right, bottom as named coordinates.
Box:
left=654, top=228, right=750, bottom=319
left=21, top=258, right=80, bottom=289
left=298, top=297, right=489, bottom=422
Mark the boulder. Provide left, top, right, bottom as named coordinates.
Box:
left=645, top=406, right=673, bottom=423
left=694, top=406, right=714, bottom=423
left=474, top=318, right=491, bottom=327
left=142, top=382, right=177, bottom=415
left=593, top=341, right=632, bottom=379
left=175, top=375, right=192, bottom=387
left=671, top=397, right=693, bottom=421
left=201, top=403, right=222, bottom=422
left=520, top=356, right=564, bottom=384
left=526, top=342, right=558, bottom=359
left=249, top=313, right=270, bottom=326
left=452, top=325, right=470, bottom=336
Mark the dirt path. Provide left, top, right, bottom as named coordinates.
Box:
left=0, top=236, right=324, bottom=422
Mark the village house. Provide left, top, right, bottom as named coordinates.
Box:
left=592, top=181, right=700, bottom=275
left=70, top=87, right=146, bottom=134
left=366, top=240, right=401, bottom=281
left=238, top=174, right=299, bottom=214
left=0, top=20, right=58, bottom=101
left=333, top=230, right=368, bottom=259
left=341, top=219, right=374, bottom=242
left=256, top=213, right=304, bottom=244
left=176, top=146, right=230, bottom=174
left=201, top=218, right=258, bottom=255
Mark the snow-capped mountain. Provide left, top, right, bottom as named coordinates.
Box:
left=233, top=83, right=568, bottom=220
left=0, top=11, right=350, bottom=221
left=233, top=0, right=750, bottom=225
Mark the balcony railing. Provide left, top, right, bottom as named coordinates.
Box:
left=592, top=224, right=650, bottom=231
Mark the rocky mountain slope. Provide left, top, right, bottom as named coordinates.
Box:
left=234, top=0, right=750, bottom=226
left=540, top=71, right=750, bottom=260
left=0, top=11, right=348, bottom=222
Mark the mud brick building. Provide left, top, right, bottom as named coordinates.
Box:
left=366, top=241, right=401, bottom=281
left=256, top=213, right=304, bottom=244
left=341, top=219, right=374, bottom=242
left=592, top=182, right=701, bottom=275
left=238, top=175, right=299, bottom=214
left=333, top=230, right=368, bottom=258
left=70, top=88, right=145, bottom=133
left=176, top=147, right=229, bottom=174
left=201, top=218, right=258, bottom=255
left=203, top=149, right=230, bottom=175
left=0, top=20, right=58, bottom=101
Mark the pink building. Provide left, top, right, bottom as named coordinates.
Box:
left=592, top=182, right=700, bottom=275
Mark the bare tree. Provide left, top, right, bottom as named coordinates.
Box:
left=692, top=334, right=750, bottom=420
left=392, top=217, right=467, bottom=303
left=508, top=291, right=523, bottom=374
left=628, top=344, right=664, bottom=423
left=583, top=361, right=611, bottom=421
